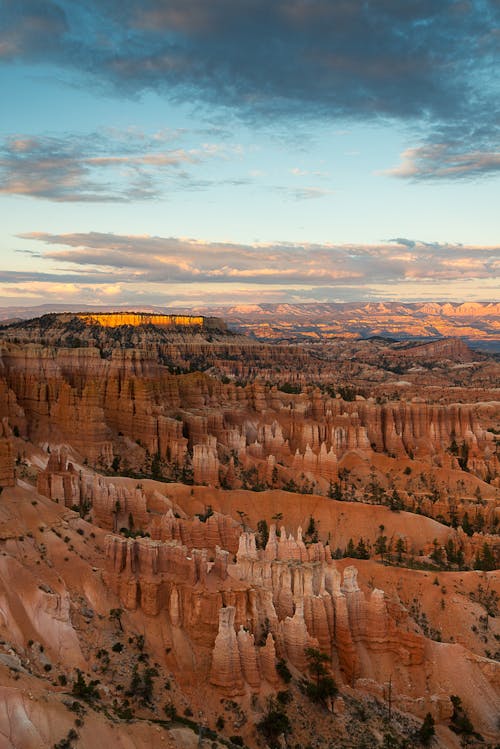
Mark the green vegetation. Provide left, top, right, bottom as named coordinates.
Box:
left=301, top=647, right=338, bottom=705
left=71, top=670, right=100, bottom=702
left=277, top=382, right=302, bottom=394
left=126, top=664, right=159, bottom=705
left=257, top=698, right=291, bottom=749
left=304, top=515, right=319, bottom=544
left=276, top=658, right=292, bottom=683
left=417, top=712, right=435, bottom=745
left=109, top=608, right=124, bottom=631
left=256, top=518, right=269, bottom=549
left=53, top=728, right=79, bottom=749
left=449, top=695, right=475, bottom=737
left=474, top=542, right=497, bottom=571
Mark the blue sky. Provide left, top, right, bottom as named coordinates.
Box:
left=0, top=0, right=499, bottom=307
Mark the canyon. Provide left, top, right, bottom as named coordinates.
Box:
left=0, top=311, right=498, bottom=749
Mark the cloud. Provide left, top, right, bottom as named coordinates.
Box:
left=0, top=130, right=242, bottom=201
left=0, top=0, right=68, bottom=60
left=14, top=232, right=499, bottom=289
left=1, top=1, right=498, bottom=167
left=290, top=186, right=334, bottom=200
left=383, top=142, right=500, bottom=180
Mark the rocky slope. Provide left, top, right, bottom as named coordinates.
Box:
left=0, top=313, right=498, bottom=748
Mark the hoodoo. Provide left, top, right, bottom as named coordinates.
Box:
left=0, top=312, right=497, bottom=748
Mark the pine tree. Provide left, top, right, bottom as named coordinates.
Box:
left=355, top=538, right=370, bottom=560
left=374, top=533, right=388, bottom=562
left=418, top=712, right=435, bottom=745
left=304, top=647, right=337, bottom=705
left=461, top=511, right=473, bottom=536
left=345, top=538, right=355, bottom=558
left=396, top=537, right=405, bottom=563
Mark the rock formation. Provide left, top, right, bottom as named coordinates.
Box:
left=0, top=313, right=498, bottom=747
left=0, top=418, right=14, bottom=487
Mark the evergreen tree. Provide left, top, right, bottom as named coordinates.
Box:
left=374, top=533, right=388, bottom=562
left=304, top=515, right=319, bottom=544
left=328, top=481, right=343, bottom=501
left=344, top=538, right=355, bottom=558
left=478, top=542, right=495, bottom=571
left=256, top=519, right=269, bottom=550
left=418, top=712, right=435, bottom=745
left=430, top=539, right=444, bottom=566
left=461, top=512, right=473, bottom=537
left=303, top=647, right=338, bottom=705
left=388, top=489, right=403, bottom=511
left=396, top=537, right=405, bottom=563
left=151, top=451, right=162, bottom=479
left=355, top=537, right=370, bottom=560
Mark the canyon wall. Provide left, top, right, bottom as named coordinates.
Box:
left=1, top=343, right=497, bottom=492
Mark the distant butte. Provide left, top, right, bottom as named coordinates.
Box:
left=74, top=312, right=226, bottom=330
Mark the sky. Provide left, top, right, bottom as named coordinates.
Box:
left=0, top=0, right=499, bottom=308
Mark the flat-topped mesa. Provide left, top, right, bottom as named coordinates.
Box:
left=75, top=312, right=227, bottom=331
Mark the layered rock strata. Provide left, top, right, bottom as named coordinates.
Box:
left=0, top=418, right=14, bottom=487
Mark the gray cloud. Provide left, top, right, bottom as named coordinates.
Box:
left=1, top=1, right=498, bottom=178
left=0, top=130, right=240, bottom=202
left=384, top=142, right=500, bottom=180
left=15, top=232, right=500, bottom=287
left=0, top=269, right=119, bottom=284
left=0, top=0, right=67, bottom=59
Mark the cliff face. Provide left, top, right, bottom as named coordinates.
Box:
left=0, top=320, right=498, bottom=746
left=98, top=520, right=498, bottom=731
left=0, top=418, right=14, bottom=487
left=36, top=454, right=498, bottom=570
left=1, top=342, right=497, bottom=487
left=3, top=335, right=496, bottom=558
left=76, top=312, right=226, bottom=331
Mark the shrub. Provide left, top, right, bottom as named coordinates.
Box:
left=71, top=670, right=100, bottom=702
left=164, top=702, right=177, bottom=720
left=450, top=695, right=474, bottom=735
left=276, top=659, right=292, bottom=683
left=277, top=690, right=292, bottom=705
left=257, top=701, right=291, bottom=749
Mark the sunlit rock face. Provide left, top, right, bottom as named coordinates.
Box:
left=77, top=312, right=226, bottom=331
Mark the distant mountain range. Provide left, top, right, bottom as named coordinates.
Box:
left=1, top=301, right=499, bottom=350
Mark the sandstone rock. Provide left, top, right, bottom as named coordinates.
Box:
left=210, top=606, right=245, bottom=694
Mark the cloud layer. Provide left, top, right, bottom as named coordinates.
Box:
left=13, top=232, right=499, bottom=288
left=385, top=143, right=500, bottom=181
left=0, top=130, right=242, bottom=201
left=1, top=1, right=499, bottom=180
